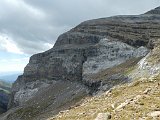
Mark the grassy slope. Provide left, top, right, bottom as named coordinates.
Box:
left=49, top=75, right=160, bottom=120
left=0, top=80, right=11, bottom=94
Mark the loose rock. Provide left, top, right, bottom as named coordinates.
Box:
left=95, top=113, right=111, bottom=120
left=147, top=111, right=160, bottom=117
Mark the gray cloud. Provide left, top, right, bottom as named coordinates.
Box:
left=0, top=0, right=159, bottom=54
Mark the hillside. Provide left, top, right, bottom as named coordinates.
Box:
left=1, top=6, right=160, bottom=120
left=0, top=80, right=11, bottom=114
left=49, top=43, right=160, bottom=120
left=50, top=76, right=160, bottom=120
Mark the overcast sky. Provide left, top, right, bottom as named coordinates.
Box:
left=0, top=0, right=160, bottom=73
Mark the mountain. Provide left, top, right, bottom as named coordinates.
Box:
left=145, top=6, right=160, bottom=15
left=49, top=41, right=160, bottom=120
left=50, top=72, right=160, bottom=120
left=0, top=80, right=11, bottom=114
left=0, top=72, right=22, bottom=83
left=1, top=6, right=160, bottom=120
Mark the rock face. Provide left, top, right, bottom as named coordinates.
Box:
left=82, top=39, right=148, bottom=82
left=129, top=39, right=160, bottom=80
left=2, top=6, right=160, bottom=120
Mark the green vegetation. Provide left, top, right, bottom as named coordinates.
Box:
left=0, top=80, right=11, bottom=94
left=0, top=80, right=12, bottom=88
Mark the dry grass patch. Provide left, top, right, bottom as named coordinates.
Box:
left=49, top=74, right=160, bottom=120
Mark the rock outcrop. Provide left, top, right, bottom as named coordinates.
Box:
left=1, top=6, right=160, bottom=120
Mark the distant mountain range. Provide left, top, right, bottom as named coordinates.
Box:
left=0, top=72, right=22, bottom=83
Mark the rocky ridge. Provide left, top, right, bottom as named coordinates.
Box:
left=1, top=6, right=160, bottom=120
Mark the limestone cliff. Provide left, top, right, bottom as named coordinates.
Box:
left=1, top=6, right=160, bottom=120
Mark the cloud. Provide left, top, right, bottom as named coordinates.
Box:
left=0, top=0, right=160, bottom=55
left=0, top=0, right=68, bottom=54
left=0, top=33, right=23, bottom=54
left=0, top=55, right=29, bottom=72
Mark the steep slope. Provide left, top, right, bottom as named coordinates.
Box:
left=0, top=80, right=11, bottom=114
left=1, top=6, right=160, bottom=120
left=49, top=42, right=160, bottom=120
left=50, top=73, right=160, bottom=120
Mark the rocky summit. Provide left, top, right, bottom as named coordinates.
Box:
left=1, top=6, right=160, bottom=120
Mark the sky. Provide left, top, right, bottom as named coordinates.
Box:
left=0, top=0, right=160, bottom=74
